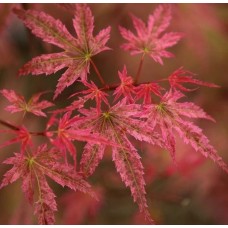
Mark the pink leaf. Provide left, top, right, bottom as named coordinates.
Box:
left=143, top=89, right=227, bottom=172
left=174, top=120, right=228, bottom=173
left=0, top=126, right=32, bottom=153
left=14, top=5, right=111, bottom=98
left=54, top=62, right=89, bottom=100
left=114, top=65, right=136, bottom=103
left=22, top=171, right=35, bottom=204
left=0, top=153, right=23, bottom=189
left=79, top=100, right=166, bottom=223
left=13, top=8, right=77, bottom=51
left=18, top=53, right=71, bottom=76
left=149, top=4, right=172, bottom=36
left=112, top=135, right=154, bottom=224
left=34, top=171, right=57, bottom=225
left=73, top=4, right=94, bottom=42
left=0, top=144, right=95, bottom=224
left=80, top=143, right=106, bottom=178
left=46, top=111, right=114, bottom=166
left=71, top=80, right=109, bottom=113
left=135, top=82, right=163, bottom=104
left=168, top=67, right=220, bottom=91
left=0, top=89, right=25, bottom=113
left=0, top=89, right=54, bottom=117
left=119, top=4, right=183, bottom=64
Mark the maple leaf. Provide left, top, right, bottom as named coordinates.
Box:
left=80, top=99, right=163, bottom=147
left=0, top=151, right=56, bottom=225
left=119, top=4, right=183, bottom=64
left=70, top=80, right=109, bottom=113
left=33, top=170, right=57, bottom=225
left=46, top=111, right=113, bottom=167
left=0, top=144, right=95, bottom=225
left=112, top=134, right=154, bottom=224
left=113, top=65, right=136, bottom=103
left=135, top=82, right=163, bottom=104
left=0, top=125, right=32, bottom=153
left=13, top=4, right=111, bottom=99
left=79, top=99, right=165, bottom=223
left=168, top=67, right=220, bottom=91
left=142, top=90, right=228, bottom=172
left=0, top=89, right=54, bottom=117
left=80, top=143, right=106, bottom=178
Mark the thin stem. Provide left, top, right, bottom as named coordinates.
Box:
left=101, top=83, right=119, bottom=91
left=0, top=118, right=46, bottom=136
left=90, top=59, right=106, bottom=86
left=30, top=131, right=47, bottom=136
left=0, top=119, right=20, bottom=131
left=135, top=53, right=145, bottom=84
left=100, top=78, right=168, bottom=92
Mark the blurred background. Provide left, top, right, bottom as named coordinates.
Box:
left=0, top=3, right=228, bottom=225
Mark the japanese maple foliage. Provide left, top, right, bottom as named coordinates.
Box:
left=168, top=67, right=220, bottom=91
left=0, top=3, right=227, bottom=225
left=0, top=144, right=94, bottom=225
left=0, top=125, right=32, bottom=153
left=119, top=4, right=183, bottom=64
left=13, top=4, right=111, bottom=99
left=0, top=90, right=54, bottom=117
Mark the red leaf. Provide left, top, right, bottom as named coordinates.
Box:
left=114, top=65, right=136, bottom=103
left=135, top=82, right=163, bottom=104
left=168, top=67, right=220, bottom=91
left=46, top=111, right=113, bottom=166
left=70, top=80, right=109, bottom=113
left=0, top=126, right=32, bottom=153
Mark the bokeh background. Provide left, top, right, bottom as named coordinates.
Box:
left=0, top=3, right=228, bottom=225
